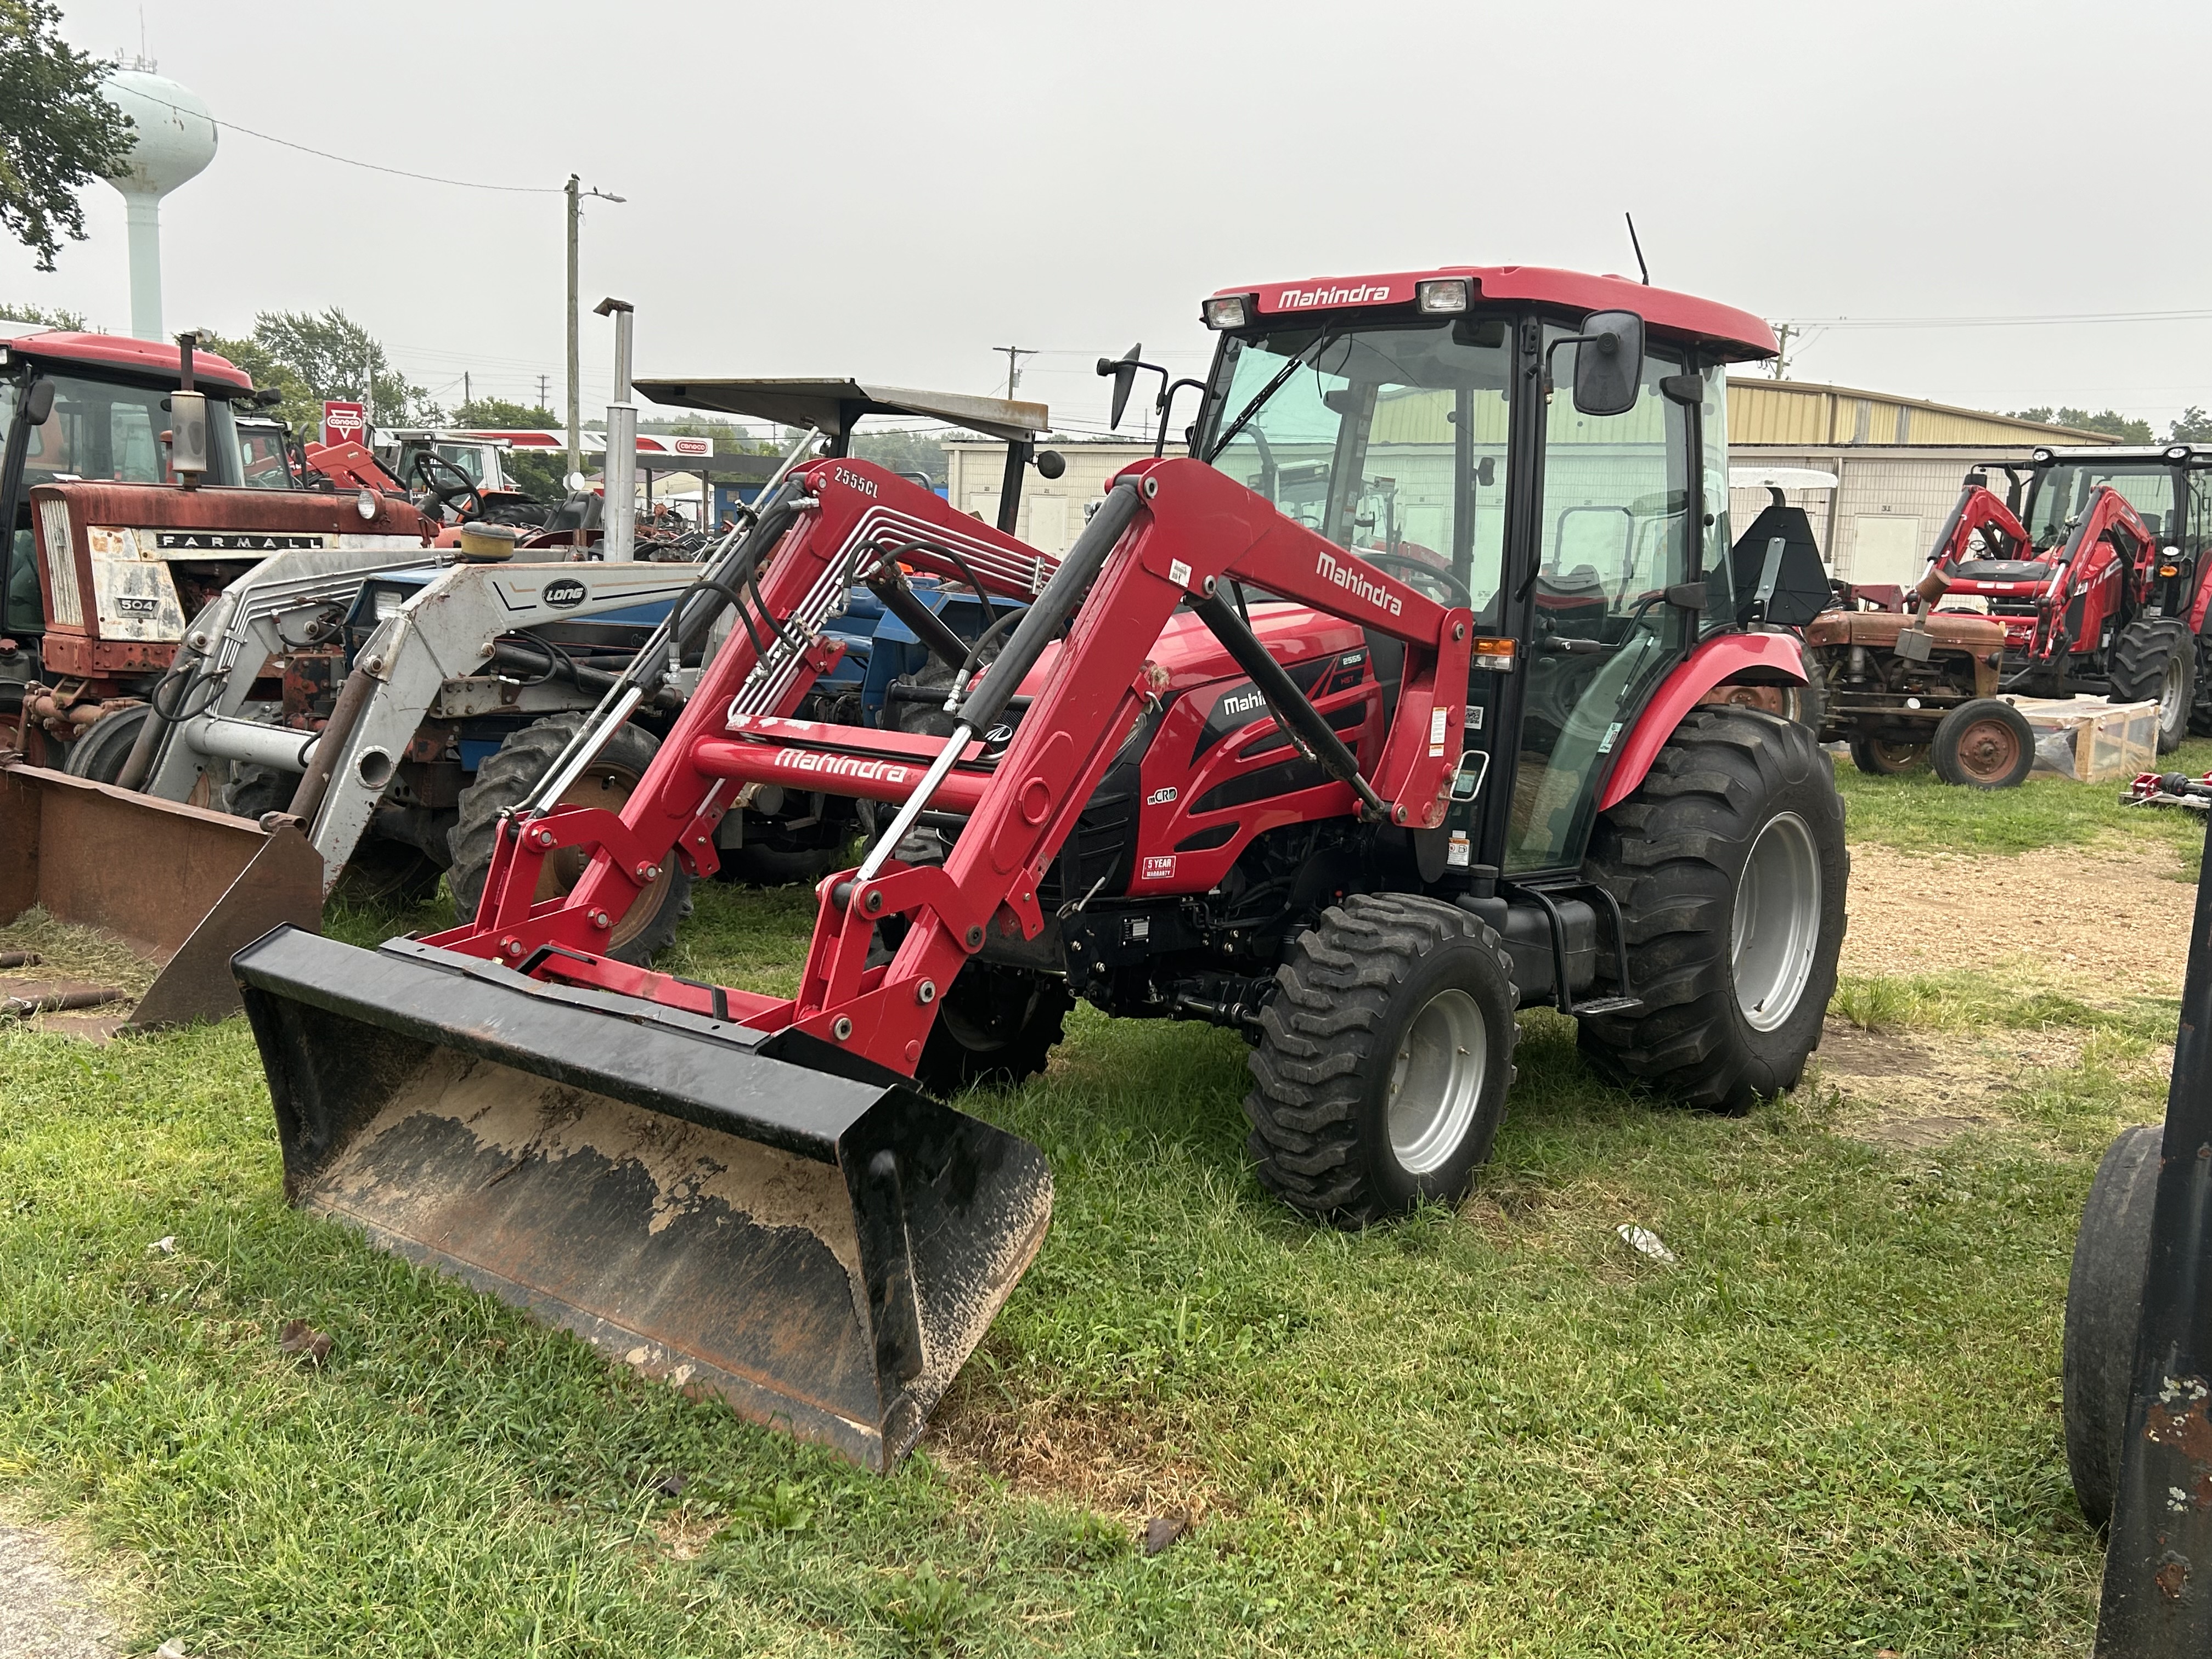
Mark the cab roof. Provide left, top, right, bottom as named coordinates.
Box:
left=1209, top=265, right=1779, bottom=363
left=1, top=330, right=255, bottom=393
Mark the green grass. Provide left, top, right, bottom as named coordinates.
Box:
left=0, top=778, right=2193, bottom=1655
left=1833, top=734, right=2212, bottom=874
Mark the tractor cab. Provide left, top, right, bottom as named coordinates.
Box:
left=1178, top=268, right=1789, bottom=878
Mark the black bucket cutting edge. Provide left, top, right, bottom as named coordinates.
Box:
left=232, top=928, right=1052, bottom=1471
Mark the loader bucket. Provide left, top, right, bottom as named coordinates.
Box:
left=230, top=929, right=1053, bottom=1471
left=0, top=760, right=322, bottom=1035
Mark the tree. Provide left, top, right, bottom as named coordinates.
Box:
left=191, top=326, right=315, bottom=431
left=0, top=298, right=84, bottom=329
left=189, top=311, right=436, bottom=438
left=0, top=2, right=133, bottom=272
left=2168, top=406, right=2212, bottom=444
left=2008, top=405, right=2155, bottom=443
left=252, top=308, right=435, bottom=427
left=454, top=397, right=568, bottom=500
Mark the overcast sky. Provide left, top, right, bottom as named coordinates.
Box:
left=10, top=0, right=2210, bottom=436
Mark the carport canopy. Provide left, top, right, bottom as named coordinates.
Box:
left=635, top=379, right=1049, bottom=444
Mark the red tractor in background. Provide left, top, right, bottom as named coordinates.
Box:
left=1914, top=444, right=2212, bottom=754
left=235, top=263, right=1851, bottom=1471
left=0, top=329, right=437, bottom=776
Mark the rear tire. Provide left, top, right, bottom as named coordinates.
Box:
left=1931, top=697, right=2035, bottom=788
left=1848, top=735, right=1927, bottom=776
left=2109, top=617, right=2193, bottom=753
left=1578, top=709, right=1847, bottom=1112
left=2063, top=1122, right=2160, bottom=1530
left=915, top=963, right=1071, bottom=1096
left=447, top=712, right=692, bottom=966
left=1245, top=893, right=1518, bottom=1227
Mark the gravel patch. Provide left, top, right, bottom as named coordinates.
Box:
left=0, top=1523, right=121, bottom=1659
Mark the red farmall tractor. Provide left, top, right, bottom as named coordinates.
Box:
left=235, top=266, right=1850, bottom=1470
left=1915, top=445, right=2212, bottom=755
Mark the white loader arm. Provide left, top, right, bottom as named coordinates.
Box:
left=306, top=560, right=703, bottom=898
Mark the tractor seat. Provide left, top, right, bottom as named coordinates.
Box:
left=1949, top=558, right=2051, bottom=583
left=1804, top=610, right=2006, bottom=651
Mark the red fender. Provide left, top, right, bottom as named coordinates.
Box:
left=1597, top=632, right=1807, bottom=810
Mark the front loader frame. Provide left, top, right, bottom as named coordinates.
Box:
left=421, top=455, right=1470, bottom=1082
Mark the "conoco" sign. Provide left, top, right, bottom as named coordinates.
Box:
left=321, top=400, right=366, bottom=449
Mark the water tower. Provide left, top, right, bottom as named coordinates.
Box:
left=100, top=66, right=217, bottom=341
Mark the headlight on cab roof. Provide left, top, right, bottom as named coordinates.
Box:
left=1417, top=278, right=1469, bottom=313
left=1201, top=294, right=1252, bottom=330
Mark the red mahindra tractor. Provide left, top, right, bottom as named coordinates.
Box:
left=1913, top=444, right=2212, bottom=754
left=233, top=266, right=1849, bottom=1471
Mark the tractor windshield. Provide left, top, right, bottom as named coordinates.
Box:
left=0, top=371, right=244, bottom=488
left=2024, top=463, right=2177, bottom=552
left=1202, top=318, right=1513, bottom=625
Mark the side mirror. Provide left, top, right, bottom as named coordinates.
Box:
left=1475, top=455, right=1496, bottom=488
left=21, top=378, right=54, bottom=424
left=1572, top=309, right=1645, bottom=418
left=1034, top=449, right=1065, bottom=480
left=1097, top=345, right=1143, bottom=430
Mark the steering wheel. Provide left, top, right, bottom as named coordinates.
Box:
left=411, top=452, right=483, bottom=521
left=1364, top=550, right=1475, bottom=611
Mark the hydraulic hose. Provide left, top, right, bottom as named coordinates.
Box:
left=955, top=479, right=1142, bottom=735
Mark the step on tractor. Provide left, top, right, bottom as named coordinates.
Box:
left=0, top=329, right=438, bottom=1030
left=233, top=266, right=1850, bottom=1471
left=1909, top=445, right=2212, bottom=758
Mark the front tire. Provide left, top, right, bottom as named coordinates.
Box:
left=1931, top=697, right=2034, bottom=788
left=446, top=712, right=692, bottom=966
left=915, top=963, right=1071, bottom=1096
left=2109, top=617, right=2193, bottom=753
left=1245, top=893, right=1518, bottom=1227
left=60, top=702, right=151, bottom=784
left=1578, top=709, right=1847, bottom=1111
left=2063, top=1122, right=2160, bottom=1530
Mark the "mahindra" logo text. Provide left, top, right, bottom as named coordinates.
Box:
left=1276, top=283, right=1392, bottom=311
left=1316, top=549, right=1403, bottom=617
left=772, top=748, right=912, bottom=786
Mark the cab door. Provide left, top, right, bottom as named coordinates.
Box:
left=1492, top=323, right=1701, bottom=875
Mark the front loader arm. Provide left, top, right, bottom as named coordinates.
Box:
left=438, top=455, right=1472, bottom=1085
left=1929, top=483, right=2028, bottom=572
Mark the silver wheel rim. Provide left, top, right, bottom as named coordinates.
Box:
left=1732, top=811, right=1821, bottom=1034
left=1387, top=987, right=1487, bottom=1175
left=2163, top=654, right=2186, bottom=731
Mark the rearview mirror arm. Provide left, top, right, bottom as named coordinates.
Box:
left=1155, top=379, right=1209, bottom=459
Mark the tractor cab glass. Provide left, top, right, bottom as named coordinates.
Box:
left=2, top=373, right=245, bottom=630
left=2025, top=462, right=2177, bottom=552
left=237, top=419, right=295, bottom=488
left=1508, top=324, right=1695, bottom=871
left=1201, top=318, right=1513, bottom=626
left=0, top=373, right=243, bottom=489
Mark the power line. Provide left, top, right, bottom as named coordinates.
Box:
left=126, top=87, right=564, bottom=194
left=1781, top=307, right=2212, bottom=331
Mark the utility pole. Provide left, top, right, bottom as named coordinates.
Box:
left=991, top=345, right=1037, bottom=401
left=463, top=370, right=471, bottom=411
left=1768, top=321, right=1796, bottom=381
left=567, top=174, right=627, bottom=478
left=538, top=373, right=550, bottom=411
